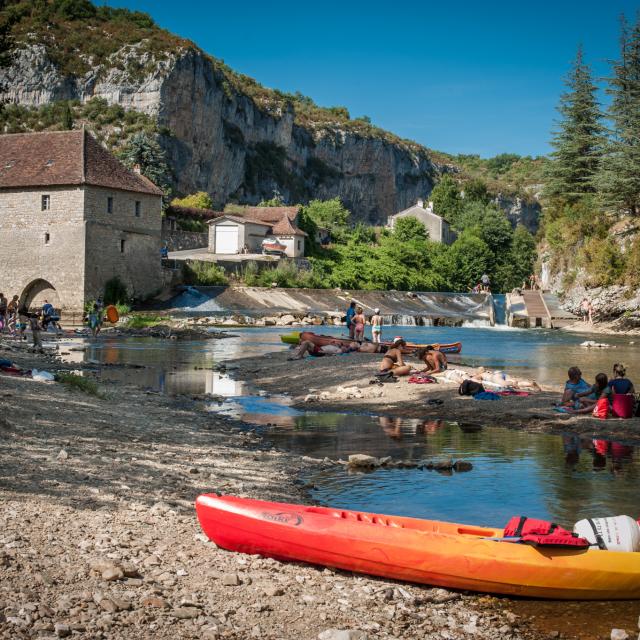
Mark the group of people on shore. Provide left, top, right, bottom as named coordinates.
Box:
left=345, top=302, right=383, bottom=343
left=0, top=293, right=63, bottom=351
left=559, top=364, right=635, bottom=415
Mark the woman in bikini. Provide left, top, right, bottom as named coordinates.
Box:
left=415, top=346, right=447, bottom=374
left=378, top=337, right=411, bottom=377
left=353, top=307, right=366, bottom=342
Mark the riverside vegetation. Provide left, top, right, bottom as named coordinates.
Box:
left=538, top=17, right=640, bottom=291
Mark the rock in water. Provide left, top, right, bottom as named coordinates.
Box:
left=347, top=454, right=379, bottom=469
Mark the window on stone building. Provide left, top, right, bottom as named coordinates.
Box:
left=44, top=232, right=50, bottom=245
left=107, top=197, right=113, bottom=214
left=120, top=239, right=126, bottom=253
left=41, top=195, right=50, bottom=211
left=297, top=240, right=301, bottom=251
left=135, top=201, right=141, bottom=217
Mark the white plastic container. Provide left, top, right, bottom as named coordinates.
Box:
left=573, top=516, right=640, bottom=552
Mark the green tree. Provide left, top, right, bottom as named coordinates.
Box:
left=445, top=232, right=493, bottom=291
left=597, top=16, right=640, bottom=215
left=301, top=197, right=350, bottom=238
left=463, top=178, right=490, bottom=204
left=430, top=175, right=462, bottom=227
left=171, top=191, right=213, bottom=209
left=392, top=216, right=428, bottom=242
left=0, top=0, right=15, bottom=106
left=501, top=225, right=536, bottom=290
left=476, top=207, right=513, bottom=266
left=117, top=132, right=172, bottom=201
left=61, top=101, right=73, bottom=130
left=545, top=46, right=605, bottom=201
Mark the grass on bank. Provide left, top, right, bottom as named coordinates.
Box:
left=124, top=314, right=167, bottom=329
left=55, top=372, right=101, bottom=397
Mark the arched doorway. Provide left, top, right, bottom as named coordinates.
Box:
left=20, top=279, right=61, bottom=310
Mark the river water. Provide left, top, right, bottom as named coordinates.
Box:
left=63, top=325, right=640, bottom=633
left=65, top=325, right=640, bottom=525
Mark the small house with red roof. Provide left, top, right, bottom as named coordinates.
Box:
left=207, top=205, right=307, bottom=257
left=0, top=129, right=163, bottom=311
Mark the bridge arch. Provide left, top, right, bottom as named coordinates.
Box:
left=20, top=279, right=61, bottom=310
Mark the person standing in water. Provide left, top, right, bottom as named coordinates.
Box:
left=345, top=301, right=356, bottom=339
left=353, top=306, right=366, bottom=342
left=371, top=308, right=383, bottom=343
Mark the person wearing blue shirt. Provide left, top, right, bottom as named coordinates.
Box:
left=345, top=301, right=356, bottom=339
left=609, top=363, right=635, bottom=395
left=560, top=366, right=591, bottom=408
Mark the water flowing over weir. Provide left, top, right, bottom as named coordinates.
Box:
left=165, top=286, right=498, bottom=326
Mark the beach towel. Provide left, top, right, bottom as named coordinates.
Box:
left=473, top=391, right=501, bottom=401
left=496, top=390, right=530, bottom=397
left=408, top=374, right=437, bottom=384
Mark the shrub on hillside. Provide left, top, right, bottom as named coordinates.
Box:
left=182, top=261, right=228, bottom=286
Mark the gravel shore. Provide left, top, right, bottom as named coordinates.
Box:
left=1, top=340, right=638, bottom=640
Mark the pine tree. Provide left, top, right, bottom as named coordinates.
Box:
left=117, top=132, right=172, bottom=202
left=597, top=16, right=640, bottom=215
left=544, top=46, right=605, bottom=201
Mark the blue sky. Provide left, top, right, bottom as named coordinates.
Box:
left=108, top=0, right=638, bottom=157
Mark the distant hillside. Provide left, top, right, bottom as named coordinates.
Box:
left=0, top=0, right=542, bottom=229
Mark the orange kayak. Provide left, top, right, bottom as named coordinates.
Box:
left=299, top=331, right=462, bottom=354
left=195, top=495, right=640, bottom=600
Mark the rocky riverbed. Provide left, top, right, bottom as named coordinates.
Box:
left=0, top=341, right=638, bottom=640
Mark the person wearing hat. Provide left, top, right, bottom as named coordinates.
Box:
left=371, top=308, right=383, bottom=344
left=377, top=336, right=411, bottom=378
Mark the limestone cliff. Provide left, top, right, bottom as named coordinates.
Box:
left=1, top=42, right=437, bottom=225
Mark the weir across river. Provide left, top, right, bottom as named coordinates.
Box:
left=166, top=286, right=497, bottom=326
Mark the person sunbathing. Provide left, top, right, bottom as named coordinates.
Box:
left=377, top=337, right=411, bottom=377
left=288, top=339, right=353, bottom=360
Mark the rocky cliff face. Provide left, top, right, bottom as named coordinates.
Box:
left=492, top=193, right=541, bottom=234
left=1, top=44, right=437, bottom=224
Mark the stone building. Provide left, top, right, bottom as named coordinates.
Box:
left=387, top=199, right=457, bottom=245
left=0, top=129, right=163, bottom=312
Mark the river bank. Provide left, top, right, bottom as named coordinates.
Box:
left=1, top=342, right=638, bottom=640
left=229, top=350, right=640, bottom=446
left=0, top=342, right=549, bottom=640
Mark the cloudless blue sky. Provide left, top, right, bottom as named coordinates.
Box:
left=107, top=0, right=638, bottom=157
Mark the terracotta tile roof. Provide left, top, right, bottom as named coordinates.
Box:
left=207, top=214, right=272, bottom=227
left=166, top=204, right=223, bottom=220
left=239, top=206, right=300, bottom=223
left=271, top=215, right=307, bottom=236
left=0, top=129, right=163, bottom=196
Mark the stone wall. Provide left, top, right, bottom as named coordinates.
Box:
left=83, top=186, right=163, bottom=302
left=161, top=229, right=208, bottom=252
left=0, top=185, right=86, bottom=309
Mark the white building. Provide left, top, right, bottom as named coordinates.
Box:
left=387, top=199, right=457, bottom=245
left=207, top=206, right=307, bottom=257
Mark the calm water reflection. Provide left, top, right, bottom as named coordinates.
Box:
left=260, top=414, right=639, bottom=526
